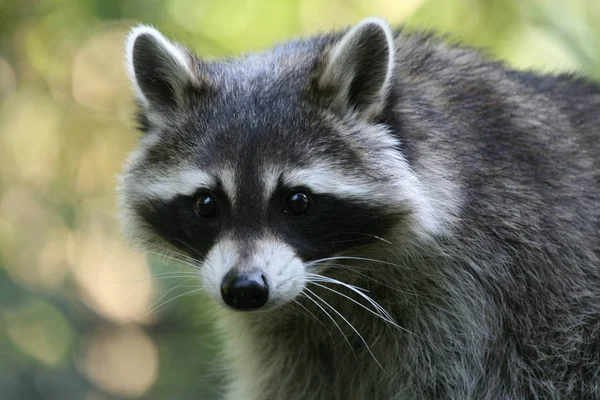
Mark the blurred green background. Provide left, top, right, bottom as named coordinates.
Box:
left=0, top=0, right=599, bottom=399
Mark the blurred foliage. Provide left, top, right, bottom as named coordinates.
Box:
left=0, top=0, right=599, bottom=399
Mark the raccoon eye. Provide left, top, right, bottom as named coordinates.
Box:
left=284, top=191, right=312, bottom=216
left=195, top=193, right=218, bottom=218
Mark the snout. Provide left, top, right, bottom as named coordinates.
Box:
left=204, top=238, right=305, bottom=311
left=220, top=270, right=269, bottom=310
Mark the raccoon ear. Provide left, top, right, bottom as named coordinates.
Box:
left=125, top=25, right=201, bottom=122
left=318, top=18, right=395, bottom=119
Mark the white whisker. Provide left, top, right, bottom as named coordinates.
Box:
left=308, top=281, right=397, bottom=326
left=304, top=255, right=406, bottom=270
left=292, top=298, right=334, bottom=337
left=139, top=248, right=200, bottom=270
left=132, top=237, right=200, bottom=263
left=307, top=277, right=420, bottom=339
left=302, top=289, right=358, bottom=360
left=304, top=287, right=386, bottom=372
left=97, top=273, right=198, bottom=285
left=129, top=283, right=203, bottom=323
left=329, top=262, right=424, bottom=299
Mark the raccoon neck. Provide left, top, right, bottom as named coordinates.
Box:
left=217, top=247, right=492, bottom=399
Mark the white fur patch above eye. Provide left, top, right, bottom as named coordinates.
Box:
left=280, top=152, right=462, bottom=241
left=218, top=169, right=238, bottom=206
left=282, top=163, right=389, bottom=203
left=125, top=167, right=216, bottom=202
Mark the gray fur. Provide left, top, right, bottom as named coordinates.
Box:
left=119, top=18, right=600, bottom=399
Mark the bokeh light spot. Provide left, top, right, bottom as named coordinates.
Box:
left=4, top=298, right=73, bottom=366
left=80, top=325, right=158, bottom=398
left=72, top=26, right=130, bottom=112
left=68, top=230, right=155, bottom=323
left=0, top=92, right=61, bottom=186
left=0, top=186, right=70, bottom=290
left=0, top=57, right=17, bottom=95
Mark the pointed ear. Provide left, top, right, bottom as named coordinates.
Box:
left=317, top=18, right=395, bottom=119
left=125, top=25, right=202, bottom=123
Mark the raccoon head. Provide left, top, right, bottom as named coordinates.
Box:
left=119, top=18, right=444, bottom=312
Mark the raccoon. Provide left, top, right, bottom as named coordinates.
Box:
left=119, top=17, right=600, bottom=399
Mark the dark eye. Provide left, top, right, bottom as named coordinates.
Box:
left=284, top=191, right=312, bottom=216
left=195, top=193, right=218, bottom=218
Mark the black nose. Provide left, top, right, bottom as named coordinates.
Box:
left=220, top=270, right=269, bottom=310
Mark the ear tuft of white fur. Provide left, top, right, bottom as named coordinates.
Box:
left=319, top=17, right=396, bottom=119
left=124, top=24, right=195, bottom=110
left=353, top=17, right=395, bottom=89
